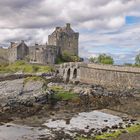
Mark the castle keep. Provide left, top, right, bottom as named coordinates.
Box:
left=48, top=23, right=79, bottom=56
left=7, top=23, right=79, bottom=64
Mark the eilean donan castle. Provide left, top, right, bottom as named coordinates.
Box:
left=8, top=23, right=79, bottom=64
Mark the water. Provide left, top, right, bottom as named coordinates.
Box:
left=0, top=123, right=51, bottom=140
left=44, top=110, right=123, bottom=134
left=0, top=111, right=123, bottom=139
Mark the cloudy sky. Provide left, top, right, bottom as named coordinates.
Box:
left=0, top=0, right=140, bottom=64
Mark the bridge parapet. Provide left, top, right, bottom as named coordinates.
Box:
left=87, top=64, right=140, bottom=73
left=56, top=62, right=140, bottom=89
left=80, top=64, right=140, bottom=89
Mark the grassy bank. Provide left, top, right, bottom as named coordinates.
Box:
left=0, top=60, right=54, bottom=74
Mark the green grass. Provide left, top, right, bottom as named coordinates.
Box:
left=126, top=124, right=140, bottom=133
left=77, top=124, right=140, bottom=140
left=54, top=91, right=78, bottom=100
left=95, top=130, right=122, bottom=140
left=0, top=60, right=54, bottom=74
left=77, top=138, right=96, bottom=140
left=23, top=76, right=47, bottom=85
left=50, top=85, right=78, bottom=101
left=77, top=137, right=94, bottom=140
left=50, top=85, right=63, bottom=91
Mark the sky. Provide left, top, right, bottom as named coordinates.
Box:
left=0, top=0, right=140, bottom=64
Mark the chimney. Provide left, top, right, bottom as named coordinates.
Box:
left=66, top=23, right=71, bottom=29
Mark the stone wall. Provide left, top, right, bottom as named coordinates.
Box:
left=80, top=64, right=140, bottom=89
left=29, top=45, right=60, bottom=64
left=0, top=48, right=8, bottom=63
left=8, top=47, right=17, bottom=62
left=58, top=63, right=140, bottom=89
left=57, top=32, right=79, bottom=56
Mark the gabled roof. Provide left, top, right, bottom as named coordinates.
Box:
left=10, top=41, right=28, bottom=49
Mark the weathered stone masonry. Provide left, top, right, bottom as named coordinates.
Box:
left=48, top=23, right=79, bottom=56
left=58, top=62, right=140, bottom=89
left=6, top=23, right=79, bottom=64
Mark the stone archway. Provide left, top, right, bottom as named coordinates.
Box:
left=56, top=70, right=59, bottom=75
left=63, top=69, right=65, bottom=76
left=73, top=68, right=77, bottom=79
left=66, top=68, right=71, bottom=82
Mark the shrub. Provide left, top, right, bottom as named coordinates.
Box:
left=89, top=54, right=114, bottom=65
left=32, top=65, right=39, bottom=72
left=13, top=60, right=26, bottom=66
left=135, top=53, right=140, bottom=65
left=54, top=91, right=78, bottom=100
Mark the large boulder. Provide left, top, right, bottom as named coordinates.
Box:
left=0, top=78, right=53, bottom=109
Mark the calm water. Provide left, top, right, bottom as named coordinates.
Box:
left=0, top=111, right=123, bottom=140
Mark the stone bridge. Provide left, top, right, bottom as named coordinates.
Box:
left=57, top=62, right=84, bottom=83
left=57, top=62, right=140, bottom=89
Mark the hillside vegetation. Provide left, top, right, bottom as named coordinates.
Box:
left=0, top=60, right=54, bottom=74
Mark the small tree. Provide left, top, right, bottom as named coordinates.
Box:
left=61, top=52, right=80, bottom=62
left=135, top=53, right=140, bottom=65
left=89, top=57, right=98, bottom=63
left=89, top=54, right=114, bottom=65
left=62, top=52, right=72, bottom=62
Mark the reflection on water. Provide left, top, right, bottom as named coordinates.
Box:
left=0, top=111, right=123, bottom=140
left=0, top=123, right=50, bottom=140
left=45, top=111, right=123, bottom=133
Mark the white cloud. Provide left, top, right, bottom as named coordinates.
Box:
left=108, top=16, right=125, bottom=28
left=0, top=0, right=139, bottom=29
left=0, top=0, right=139, bottom=64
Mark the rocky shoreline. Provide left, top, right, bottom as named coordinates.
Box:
left=0, top=76, right=139, bottom=139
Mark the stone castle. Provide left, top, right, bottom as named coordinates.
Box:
left=7, top=23, right=79, bottom=64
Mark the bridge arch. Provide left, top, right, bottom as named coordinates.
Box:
left=63, top=69, right=65, bottom=75
left=73, top=68, right=77, bottom=79
left=66, top=68, right=71, bottom=82
left=56, top=70, right=59, bottom=75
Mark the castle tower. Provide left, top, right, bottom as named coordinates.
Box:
left=48, top=23, right=79, bottom=56
left=9, top=40, right=29, bottom=62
